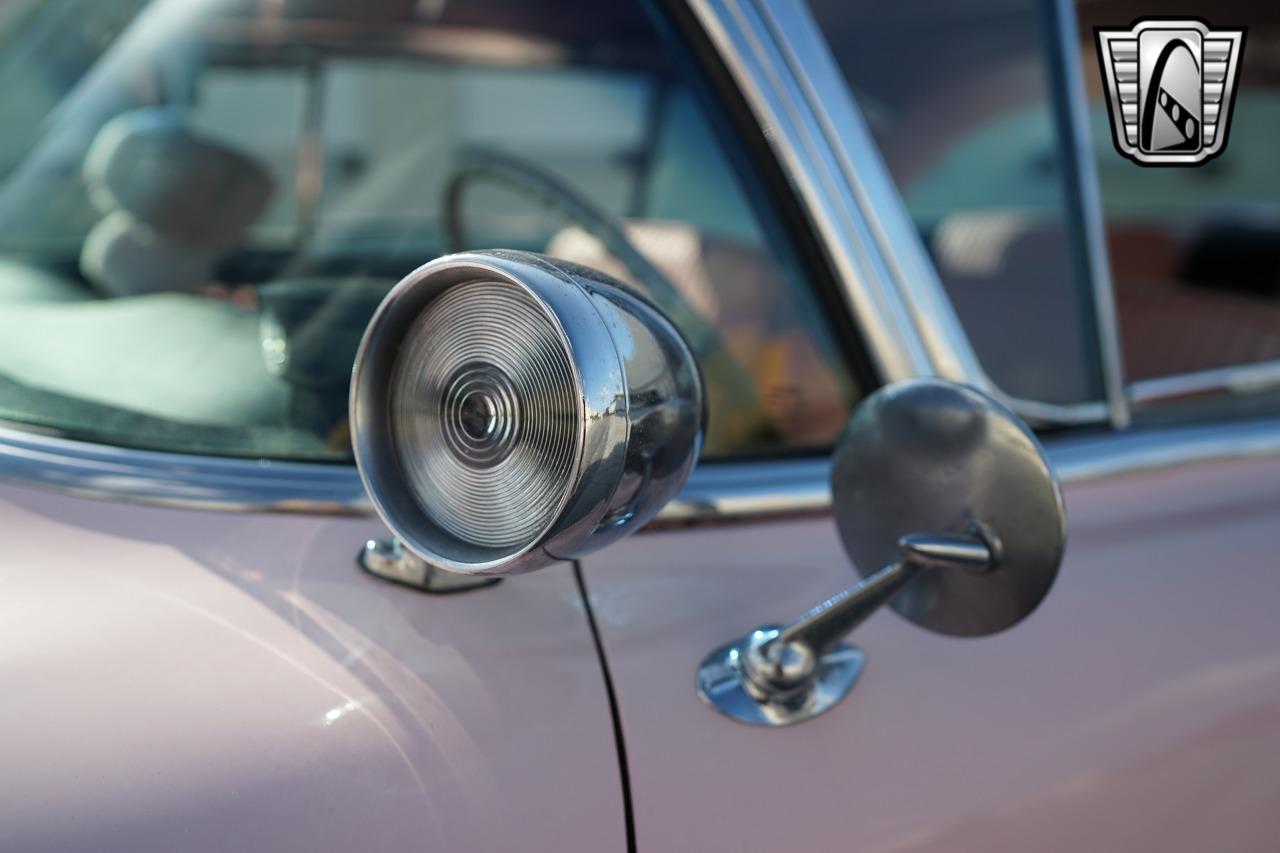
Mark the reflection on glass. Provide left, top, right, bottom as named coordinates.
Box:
left=0, top=0, right=855, bottom=461
left=810, top=0, right=1105, bottom=407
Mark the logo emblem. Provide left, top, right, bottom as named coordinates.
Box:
left=1095, top=19, right=1245, bottom=166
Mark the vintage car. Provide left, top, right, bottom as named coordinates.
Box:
left=1, top=0, right=1277, bottom=850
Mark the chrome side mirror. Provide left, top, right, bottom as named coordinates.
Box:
left=350, top=250, right=703, bottom=576
left=698, top=379, right=1065, bottom=726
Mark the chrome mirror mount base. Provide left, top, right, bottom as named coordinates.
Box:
left=696, top=628, right=865, bottom=728
left=359, top=538, right=501, bottom=594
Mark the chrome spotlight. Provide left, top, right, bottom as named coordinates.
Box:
left=350, top=250, right=703, bottom=575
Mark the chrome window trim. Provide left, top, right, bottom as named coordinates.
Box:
left=1046, top=416, right=1280, bottom=483
left=1128, top=361, right=1280, bottom=409
left=0, top=421, right=834, bottom=520
left=0, top=424, right=367, bottom=514
left=2, top=418, right=1279, bottom=522
left=1047, top=0, right=1130, bottom=429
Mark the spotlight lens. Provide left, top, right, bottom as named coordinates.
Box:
left=458, top=391, right=497, bottom=440
left=389, top=279, right=581, bottom=550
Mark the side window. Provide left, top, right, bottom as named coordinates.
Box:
left=814, top=0, right=1280, bottom=426
left=1076, top=1, right=1280, bottom=418
left=188, top=66, right=307, bottom=247
left=0, top=0, right=858, bottom=461
left=809, top=0, right=1106, bottom=410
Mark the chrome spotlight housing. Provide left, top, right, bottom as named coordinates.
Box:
left=350, top=250, right=703, bottom=575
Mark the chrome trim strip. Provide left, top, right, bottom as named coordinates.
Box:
left=666, top=416, right=1280, bottom=515
left=3, top=417, right=1278, bottom=521
left=657, top=456, right=830, bottom=522
left=1048, top=0, right=1131, bottom=429
left=0, top=424, right=367, bottom=514
left=1128, top=361, right=1280, bottom=408
left=1006, top=396, right=1110, bottom=428
left=1047, top=416, right=1280, bottom=482
left=0, top=421, right=830, bottom=520
left=666, top=417, right=1280, bottom=516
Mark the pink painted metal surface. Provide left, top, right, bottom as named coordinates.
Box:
left=0, top=483, right=624, bottom=853
left=583, top=455, right=1280, bottom=852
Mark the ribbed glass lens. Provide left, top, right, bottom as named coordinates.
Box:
left=389, top=279, right=581, bottom=549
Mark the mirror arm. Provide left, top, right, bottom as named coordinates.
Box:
left=702, top=529, right=1001, bottom=726
left=774, top=559, right=918, bottom=660
left=757, top=531, right=996, bottom=684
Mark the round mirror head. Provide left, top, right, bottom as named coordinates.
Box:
left=831, top=379, right=1065, bottom=637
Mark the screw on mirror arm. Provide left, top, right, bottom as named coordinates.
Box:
left=740, top=529, right=999, bottom=695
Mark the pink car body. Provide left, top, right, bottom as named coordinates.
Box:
left=3, top=447, right=1278, bottom=851
left=0, top=481, right=626, bottom=853
left=1, top=0, right=1279, bottom=850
